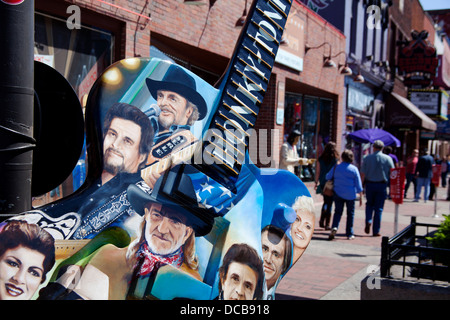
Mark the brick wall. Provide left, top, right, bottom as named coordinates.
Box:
left=36, top=0, right=152, bottom=58
left=149, top=0, right=245, bottom=58
left=411, top=0, right=435, bottom=45
left=254, top=1, right=346, bottom=165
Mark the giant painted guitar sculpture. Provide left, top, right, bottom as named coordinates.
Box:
left=5, top=0, right=316, bottom=300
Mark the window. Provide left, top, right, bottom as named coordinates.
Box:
left=32, top=12, right=114, bottom=205
left=35, top=12, right=113, bottom=98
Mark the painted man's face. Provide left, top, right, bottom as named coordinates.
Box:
left=103, top=118, right=146, bottom=175
left=144, top=203, right=193, bottom=256
left=221, top=262, right=257, bottom=300
left=261, top=229, right=286, bottom=290
left=156, top=90, right=193, bottom=129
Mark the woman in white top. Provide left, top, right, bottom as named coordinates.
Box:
left=279, top=129, right=309, bottom=174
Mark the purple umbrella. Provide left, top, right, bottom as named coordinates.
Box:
left=347, top=128, right=401, bottom=147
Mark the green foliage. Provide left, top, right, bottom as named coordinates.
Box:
left=427, top=214, right=450, bottom=250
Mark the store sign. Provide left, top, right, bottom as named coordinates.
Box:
left=34, top=54, right=54, bottom=68
left=432, top=165, right=441, bottom=187
left=347, top=83, right=374, bottom=115
left=390, top=167, right=405, bottom=204
left=408, top=89, right=448, bottom=119
left=275, top=10, right=305, bottom=72
left=397, top=30, right=439, bottom=88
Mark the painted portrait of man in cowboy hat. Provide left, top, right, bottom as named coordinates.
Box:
left=39, top=165, right=216, bottom=300
left=142, top=63, right=210, bottom=188
left=146, top=64, right=208, bottom=145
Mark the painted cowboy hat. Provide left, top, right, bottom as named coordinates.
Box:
left=127, top=165, right=215, bottom=237
left=146, top=64, right=208, bottom=121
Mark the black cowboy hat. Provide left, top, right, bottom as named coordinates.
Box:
left=127, top=165, right=215, bottom=237
left=146, top=64, right=208, bottom=121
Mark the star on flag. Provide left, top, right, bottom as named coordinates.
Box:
left=191, top=174, right=236, bottom=216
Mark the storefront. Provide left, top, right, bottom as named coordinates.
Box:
left=385, top=91, right=437, bottom=161
left=283, top=92, right=334, bottom=180
left=342, top=66, right=394, bottom=168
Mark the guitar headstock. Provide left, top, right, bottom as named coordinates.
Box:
left=191, top=0, right=292, bottom=192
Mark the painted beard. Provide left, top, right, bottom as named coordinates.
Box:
left=144, top=222, right=188, bottom=256
left=103, top=147, right=125, bottom=175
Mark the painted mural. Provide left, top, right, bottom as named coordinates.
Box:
left=0, top=0, right=317, bottom=300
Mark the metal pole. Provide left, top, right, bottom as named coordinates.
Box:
left=0, top=0, right=35, bottom=219
left=394, top=203, right=399, bottom=234
left=433, top=189, right=439, bottom=218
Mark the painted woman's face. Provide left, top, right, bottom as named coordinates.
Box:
left=291, top=208, right=315, bottom=250
left=0, top=246, right=45, bottom=300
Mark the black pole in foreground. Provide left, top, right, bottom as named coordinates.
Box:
left=0, top=0, right=35, bottom=218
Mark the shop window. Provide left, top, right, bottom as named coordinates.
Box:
left=35, top=12, right=113, bottom=97
left=284, top=93, right=334, bottom=180
left=318, top=98, right=333, bottom=156
left=284, top=93, right=303, bottom=138
left=302, top=96, right=318, bottom=159
left=33, top=12, right=113, bottom=207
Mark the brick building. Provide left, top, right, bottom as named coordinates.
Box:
left=386, top=0, right=440, bottom=160
left=33, top=0, right=345, bottom=198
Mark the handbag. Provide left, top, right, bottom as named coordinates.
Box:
left=322, top=165, right=336, bottom=197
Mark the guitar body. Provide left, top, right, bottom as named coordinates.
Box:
left=6, top=0, right=317, bottom=301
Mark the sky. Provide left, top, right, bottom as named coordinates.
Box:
left=419, top=0, right=450, bottom=10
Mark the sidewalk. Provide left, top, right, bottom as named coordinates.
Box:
left=275, top=182, right=448, bottom=300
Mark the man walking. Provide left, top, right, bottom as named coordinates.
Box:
left=414, top=148, right=434, bottom=203
left=404, top=149, right=419, bottom=198
left=361, top=140, right=394, bottom=236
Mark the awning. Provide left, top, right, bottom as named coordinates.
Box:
left=385, top=92, right=437, bottom=131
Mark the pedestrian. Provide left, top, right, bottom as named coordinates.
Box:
left=440, top=155, right=449, bottom=188
left=314, top=141, right=339, bottom=230
left=383, top=146, right=398, bottom=198
left=383, top=146, right=398, bottom=167
left=279, top=129, right=309, bottom=175
left=429, top=154, right=438, bottom=200
left=414, top=148, right=434, bottom=203
left=361, top=140, right=394, bottom=236
left=327, top=149, right=363, bottom=240
left=404, top=149, right=419, bottom=198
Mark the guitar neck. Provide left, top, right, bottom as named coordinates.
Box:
left=192, top=0, right=292, bottom=192
left=54, top=240, right=91, bottom=259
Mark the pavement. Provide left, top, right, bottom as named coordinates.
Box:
left=275, top=181, right=449, bottom=300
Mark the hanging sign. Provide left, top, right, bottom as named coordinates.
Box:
left=397, top=30, right=439, bottom=88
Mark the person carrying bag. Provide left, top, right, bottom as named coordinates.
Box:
left=322, top=164, right=336, bottom=197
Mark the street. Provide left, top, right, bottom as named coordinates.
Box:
left=276, top=181, right=448, bottom=300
